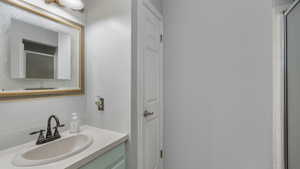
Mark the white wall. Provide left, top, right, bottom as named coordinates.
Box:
left=148, top=0, right=162, bottom=13
left=0, top=0, right=85, bottom=150
left=84, top=1, right=132, bottom=169
left=84, top=0, right=131, bottom=134
left=274, top=0, right=293, bottom=6
left=163, top=0, right=273, bottom=169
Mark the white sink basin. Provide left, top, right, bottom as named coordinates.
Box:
left=12, top=134, right=93, bottom=167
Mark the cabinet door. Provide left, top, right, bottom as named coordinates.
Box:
left=79, top=144, right=125, bottom=169
left=110, top=159, right=125, bottom=169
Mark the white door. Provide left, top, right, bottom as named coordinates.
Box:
left=141, top=3, right=163, bottom=169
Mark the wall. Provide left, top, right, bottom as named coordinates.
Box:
left=84, top=0, right=131, bottom=134
left=131, top=0, right=138, bottom=168
left=0, top=0, right=85, bottom=150
left=84, top=1, right=132, bottom=169
left=148, top=0, right=162, bottom=13
left=274, top=0, right=293, bottom=6
left=163, top=0, right=273, bottom=169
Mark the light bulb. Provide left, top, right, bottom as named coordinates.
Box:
left=59, top=0, right=84, bottom=10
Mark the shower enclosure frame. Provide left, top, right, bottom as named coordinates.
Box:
left=283, top=0, right=300, bottom=168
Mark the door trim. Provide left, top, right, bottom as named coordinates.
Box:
left=136, top=1, right=163, bottom=169
left=273, top=7, right=285, bottom=169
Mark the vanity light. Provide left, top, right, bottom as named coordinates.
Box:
left=45, top=0, right=84, bottom=10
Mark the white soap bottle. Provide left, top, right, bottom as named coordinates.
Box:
left=70, top=112, right=80, bottom=133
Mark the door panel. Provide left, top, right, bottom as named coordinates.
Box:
left=79, top=144, right=125, bottom=169
left=144, top=118, right=159, bottom=169
left=142, top=4, right=162, bottom=169
left=111, top=159, right=126, bottom=169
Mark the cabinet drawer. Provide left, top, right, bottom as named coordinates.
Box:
left=79, top=144, right=125, bottom=169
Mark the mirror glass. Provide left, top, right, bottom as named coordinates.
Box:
left=285, top=2, right=300, bottom=168
left=0, top=1, right=82, bottom=95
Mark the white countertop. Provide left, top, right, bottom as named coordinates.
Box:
left=0, top=125, right=128, bottom=169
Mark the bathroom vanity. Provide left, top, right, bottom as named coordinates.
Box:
left=0, top=126, right=128, bottom=169
left=79, top=144, right=125, bottom=169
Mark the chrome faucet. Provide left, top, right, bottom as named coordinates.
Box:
left=30, top=114, right=65, bottom=145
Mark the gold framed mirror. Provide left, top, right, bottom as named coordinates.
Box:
left=0, top=0, right=85, bottom=100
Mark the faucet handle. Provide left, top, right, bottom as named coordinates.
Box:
left=30, top=130, right=46, bottom=145
left=30, top=129, right=45, bottom=135
left=53, top=124, right=65, bottom=130
left=58, top=124, right=65, bottom=128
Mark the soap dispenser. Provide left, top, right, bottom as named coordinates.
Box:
left=70, top=112, right=80, bottom=133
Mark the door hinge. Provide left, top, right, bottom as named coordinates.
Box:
left=160, top=34, right=163, bottom=43
left=160, top=149, right=164, bottom=159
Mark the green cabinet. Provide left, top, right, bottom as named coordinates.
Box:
left=79, top=143, right=126, bottom=169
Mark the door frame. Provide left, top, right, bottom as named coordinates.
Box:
left=273, top=7, right=286, bottom=169
left=272, top=3, right=296, bottom=169
left=136, top=1, right=164, bottom=169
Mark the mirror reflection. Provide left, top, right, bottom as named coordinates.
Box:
left=0, top=1, right=81, bottom=93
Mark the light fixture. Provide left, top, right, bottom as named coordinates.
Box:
left=45, top=0, right=84, bottom=10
